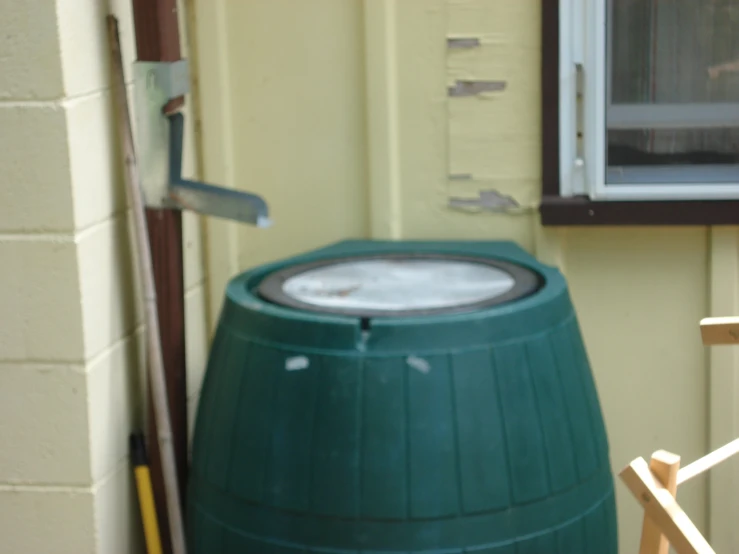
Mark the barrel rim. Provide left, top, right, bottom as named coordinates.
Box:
left=219, top=240, right=571, bottom=351
left=255, top=252, right=542, bottom=318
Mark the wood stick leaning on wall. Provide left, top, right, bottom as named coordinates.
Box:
left=107, top=15, right=188, bottom=554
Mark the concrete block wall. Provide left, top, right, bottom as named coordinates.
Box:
left=0, top=0, right=208, bottom=552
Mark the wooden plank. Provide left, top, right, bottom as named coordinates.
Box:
left=678, top=437, right=739, bottom=485
left=700, top=316, right=739, bottom=345
left=638, top=451, right=680, bottom=554
left=620, top=457, right=715, bottom=554
left=130, top=2, right=189, bottom=553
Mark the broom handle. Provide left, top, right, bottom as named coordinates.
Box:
left=107, top=15, right=188, bottom=554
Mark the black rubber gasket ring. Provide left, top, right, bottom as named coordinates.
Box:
left=256, top=253, right=542, bottom=318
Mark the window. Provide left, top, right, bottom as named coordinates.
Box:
left=541, top=0, right=739, bottom=225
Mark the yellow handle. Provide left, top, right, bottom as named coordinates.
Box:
left=134, top=465, right=164, bottom=554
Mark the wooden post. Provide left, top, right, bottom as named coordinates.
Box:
left=700, top=316, right=739, bottom=346
left=130, top=2, right=189, bottom=552
left=620, top=457, right=715, bottom=554
left=637, top=451, right=681, bottom=554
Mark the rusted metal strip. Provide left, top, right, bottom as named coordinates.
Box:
left=132, top=0, right=185, bottom=112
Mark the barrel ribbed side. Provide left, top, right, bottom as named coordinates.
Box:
left=189, top=320, right=616, bottom=553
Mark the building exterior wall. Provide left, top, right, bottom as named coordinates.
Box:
left=0, top=0, right=735, bottom=552
left=194, top=1, right=739, bottom=552
left=193, top=0, right=371, bottom=325
left=0, top=0, right=207, bottom=551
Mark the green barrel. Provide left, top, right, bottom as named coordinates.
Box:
left=188, top=240, right=617, bottom=553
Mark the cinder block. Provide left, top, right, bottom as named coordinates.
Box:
left=0, top=485, right=96, bottom=553
left=0, top=105, right=74, bottom=232
left=0, top=238, right=85, bottom=361
left=0, top=0, right=64, bottom=99
left=185, top=285, right=208, bottom=397
left=93, top=463, right=143, bottom=554
left=77, top=216, right=141, bottom=361
left=0, top=363, right=91, bottom=484
left=87, top=329, right=145, bottom=482
left=56, top=0, right=136, bottom=97
left=66, top=91, right=125, bottom=231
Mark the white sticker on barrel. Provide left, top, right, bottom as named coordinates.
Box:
left=407, top=355, right=430, bottom=374
left=285, top=356, right=310, bottom=371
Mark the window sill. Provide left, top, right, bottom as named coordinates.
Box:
left=540, top=195, right=739, bottom=226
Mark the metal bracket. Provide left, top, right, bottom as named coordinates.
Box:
left=168, top=113, right=270, bottom=227
left=133, top=60, right=270, bottom=227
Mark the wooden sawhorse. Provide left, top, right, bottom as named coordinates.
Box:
left=619, top=317, right=739, bottom=554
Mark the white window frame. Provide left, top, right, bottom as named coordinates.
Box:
left=559, top=0, right=739, bottom=201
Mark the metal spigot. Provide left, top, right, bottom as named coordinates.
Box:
left=133, top=60, right=270, bottom=226
left=167, top=112, right=271, bottom=227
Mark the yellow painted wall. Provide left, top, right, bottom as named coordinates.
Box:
left=194, top=0, right=370, bottom=316
left=194, top=0, right=739, bottom=551
left=560, top=227, right=709, bottom=549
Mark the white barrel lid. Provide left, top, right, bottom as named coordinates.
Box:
left=257, top=254, right=540, bottom=317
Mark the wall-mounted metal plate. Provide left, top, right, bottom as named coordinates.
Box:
left=133, top=61, right=190, bottom=208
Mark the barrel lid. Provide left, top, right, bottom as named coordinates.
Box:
left=257, top=253, right=540, bottom=317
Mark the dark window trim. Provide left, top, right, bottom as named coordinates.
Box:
left=539, top=0, right=739, bottom=226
